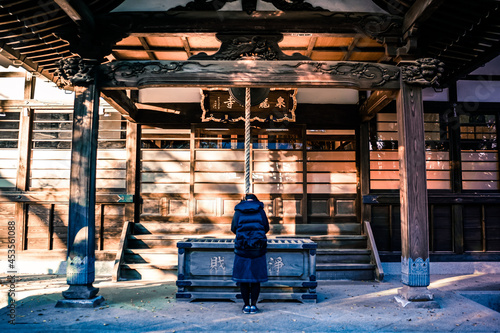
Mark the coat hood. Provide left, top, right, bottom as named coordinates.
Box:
left=234, top=200, right=263, bottom=213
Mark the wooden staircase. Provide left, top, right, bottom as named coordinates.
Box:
left=113, top=221, right=383, bottom=282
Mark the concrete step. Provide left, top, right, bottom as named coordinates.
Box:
left=316, top=249, right=371, bottom=264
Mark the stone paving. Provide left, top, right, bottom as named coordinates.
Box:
left=1, top=274, right=499, bottom=332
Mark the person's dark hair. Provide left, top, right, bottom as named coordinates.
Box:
left=244, top=193, right=259, bottom=201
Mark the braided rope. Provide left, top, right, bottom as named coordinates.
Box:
left=244, top=87, right=251, bottom=195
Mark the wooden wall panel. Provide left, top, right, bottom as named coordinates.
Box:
left=195, top=161, right=244, bottom=172
left=485, top=205, right=500, bottom=251
left=0, top=149, right=18, bottom=190
left=96, top=149, right=127, bottom=192
left=431, top=205, right=452, bottom=252
left=0, top=203, right=16, bottom=248
left=463, top=205, right=482, bottom=252
left=194, top=183, right=244, bottom=193
left=254, top=150, right=302, bottom=161
left=195, top=172, right=243, bottom=183
left=30, top=149, right=71, bottom=190
left=307, top=162, right=355, bottom=172
left=254, top=183, right=303, bottom=194
left=283, top=200, right=302, bottom=217
left=141, top=149, right=191, bottom=195
left=142, top=183, right=190, bottom=193
left=253, top=161, right=303, bottom=172
left=307, top=183, right=357, bottom=194
left=196, top=150, right=244, bottom=161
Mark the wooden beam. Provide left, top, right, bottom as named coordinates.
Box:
left=0, top=192, right=133, bottom=203
left=403, top=0, right=446, bottom=33
left=100, top=90, right=139, bottom=122
left=0, top=72, right=26, bottom=78
left=135, top=102, right=180, bottom=114
left=112, top=45, right=385, bottom=53
left=99, top=60, right=401, bottom=90
left=110, top=11, right=402, bottom=37
left=359, top=90, right=398, bottom=121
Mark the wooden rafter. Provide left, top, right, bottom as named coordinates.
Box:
left=403, top=0, right=446, bottom=33
left=181, top=37, right=193, bottom=58
left=305, top=37, right=317, bottom=58
left=53, top=0, right=95, bottom=30
left=342, top=36, right=361, bottom=61
left=139, top=37, right=157, bottom=60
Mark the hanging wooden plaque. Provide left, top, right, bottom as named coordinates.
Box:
left=201, top=88, right=297, bottom=122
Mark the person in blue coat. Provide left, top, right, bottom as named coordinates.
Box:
left=231, top=193, right=270, bottom=314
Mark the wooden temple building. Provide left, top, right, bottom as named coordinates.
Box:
left=1, top=0, right=500, bottom=305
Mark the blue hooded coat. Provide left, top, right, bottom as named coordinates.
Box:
left=231, top=200, right=270, bottom=258
left=231, top=199, right=270, bottom=283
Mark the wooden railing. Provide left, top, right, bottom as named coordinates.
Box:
left=112, top=220, right=134, bottom=282
left=364, top=220, right=384, bottom=281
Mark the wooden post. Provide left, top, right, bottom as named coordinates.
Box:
left=57, top=67, right=104, bottom=306
left=359, top=121, right=371, bottom=224
left=396, top=81, right=434, bottom=304
left=448, top=84, right=464, bottom=254
left=125, top=121, right=141, bottom=223
left=15, top=73, right=35, bottom=251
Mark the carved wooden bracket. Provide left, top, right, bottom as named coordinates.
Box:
left=399, top=58, right=445, bottom=87
left=55, top=57, right=99, bottom=88
left=189, top=34, right=311, bottom=61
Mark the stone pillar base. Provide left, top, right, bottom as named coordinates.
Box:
left=62, top=284, right=99, bottom=299
left=394, top=286, right=440, bottom=308
left=56, top=295, right=104, bottom=308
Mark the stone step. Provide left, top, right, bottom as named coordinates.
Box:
left=120, top=264, right=177, bottom=281
left=316, top=263, right=375, bottom=280
left=127, top=235, right=192, bottom=249
left=316, top=249, right=371, bottom=264
left=133, top=223, right=361, bottom=236
left=310, top=235, right=367, bottom=249
left=124, top=248, right=178, bottom=265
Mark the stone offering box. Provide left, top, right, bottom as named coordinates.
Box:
left=176, top=238, right=318, bottom=303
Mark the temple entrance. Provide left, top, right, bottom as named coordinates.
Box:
left=121, top=123, right=363, bottom=280
left=139, top=125, right=358, bottom=225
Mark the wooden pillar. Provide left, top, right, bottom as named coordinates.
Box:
left=57, top=67, right=104, bottom=306
left=448, top=83, right=464, bottom=254
left=396, top=81, right=434, bottom=302
left=15, top=73, right=35, bottom=250
left=358, top=121, right=371, bottom=224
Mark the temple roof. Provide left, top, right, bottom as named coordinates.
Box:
left=0, top=0, right=498, bottom=85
